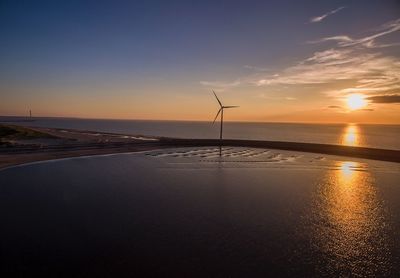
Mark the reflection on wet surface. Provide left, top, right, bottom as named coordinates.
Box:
left=0, top=149, right=399, bottom=277
left=341, top=124, right=360, bottom=146
left=308, top=161, right=391, bottom=276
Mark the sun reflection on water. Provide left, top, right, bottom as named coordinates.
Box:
left=341, top=124, right=360, bottom=146
left=339, top=161, right=356, bottom=178
left=329, top=162, right=370, bottom=236
left=307, top=161, right=390, bottom=276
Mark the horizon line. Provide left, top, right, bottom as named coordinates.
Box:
left=0, top=115, right=399, bottom=125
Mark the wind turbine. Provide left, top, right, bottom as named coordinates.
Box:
left=212, top=90, right=239, bottom=141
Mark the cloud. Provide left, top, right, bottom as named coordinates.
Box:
left=257, top=94, right=297, bottom=101
left=250, top=49, right=400, bottom=88
left=367, top=94, right=400, bottom=103
left=308, top=35, right=352, bottom=44
left=310, top=18, right=400, bottom=48
left=360, top=108, right=374, bottom=111
left=244, top=65, right=270, bottom=72
left=309, top=6, right=345, bottom=23
left=200, top=19, right=400, bottom=104
left=250, top=19, right=400, bottom=98
left=326, top=105, right=374, bottom=112
left=199, top=80, right=241, bottom=90
left=201, top=47, right=400, bottom=95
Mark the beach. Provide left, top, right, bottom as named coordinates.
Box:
left=3, top=117, right=400, bottom=150
left=1, top=124, right=399, bottom=170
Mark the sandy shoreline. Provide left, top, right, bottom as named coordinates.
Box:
left=1, top=125, right=399, bottom=170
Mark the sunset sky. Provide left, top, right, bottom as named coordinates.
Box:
left=1, top=0, right=399, bottom=123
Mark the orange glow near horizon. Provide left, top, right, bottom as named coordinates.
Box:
left=1, top=89, right=400, bottom=124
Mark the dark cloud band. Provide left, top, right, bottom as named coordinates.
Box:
left=367, top=94, right=400, bottom=104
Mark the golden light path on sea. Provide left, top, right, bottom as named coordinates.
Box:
left=341, top=124, right=360, bottom=146
left=307, top=160, right=390, bottom=276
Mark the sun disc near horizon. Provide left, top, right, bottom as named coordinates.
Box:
left=346, top=94, right=367, bottom=110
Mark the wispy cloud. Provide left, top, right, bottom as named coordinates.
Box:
left=200, top=18, right=400, bottom=104
left=244, top=65, right=270, bottom=72
left=252, top=49, right=400, bottom=90
left=309, top=19, right=400, bottom=48
left=199, top=80, right=241, bottom=91
left=309, top=6, right=345, bottom=23
left=326, top=105, right=374, bottom=112
left=257, top=93, right=297, bottom=101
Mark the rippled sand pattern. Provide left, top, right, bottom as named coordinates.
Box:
left=146, top=147, right=300, bottom=163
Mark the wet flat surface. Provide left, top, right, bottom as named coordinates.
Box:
left=1, top=147, right=400, bottom=277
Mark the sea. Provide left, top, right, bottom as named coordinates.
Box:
left=1, top=116, right=400, bottom=150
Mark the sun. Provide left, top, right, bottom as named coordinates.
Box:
left=346, top=94, right=367, bottom=110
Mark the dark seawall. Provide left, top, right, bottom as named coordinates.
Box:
left=159, top=138, right=400, bottom=163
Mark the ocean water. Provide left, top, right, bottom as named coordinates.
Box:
left=1, top=116, right=400, bottom=150
left=1, top=149, right=399, bottom=277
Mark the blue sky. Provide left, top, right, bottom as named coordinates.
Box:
left=1, top=0, right=399, bottom=123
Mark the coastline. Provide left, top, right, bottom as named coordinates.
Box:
left=0, top=146, right=163, bottom=171
left=1, top=125, right=399, bottom=170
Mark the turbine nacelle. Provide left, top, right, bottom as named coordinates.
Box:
left=212, top=90, right=239, bottom=124
left=211, top=90, right=239, bottom=141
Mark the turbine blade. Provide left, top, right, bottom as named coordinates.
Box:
left=212, top=90, right=222, bottom=107
left=213, top=108, right=222, bottom=124
left=223, top=105, right=239, bottom=108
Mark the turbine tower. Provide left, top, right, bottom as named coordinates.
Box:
left=212, top=90, right=239, bottom=141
